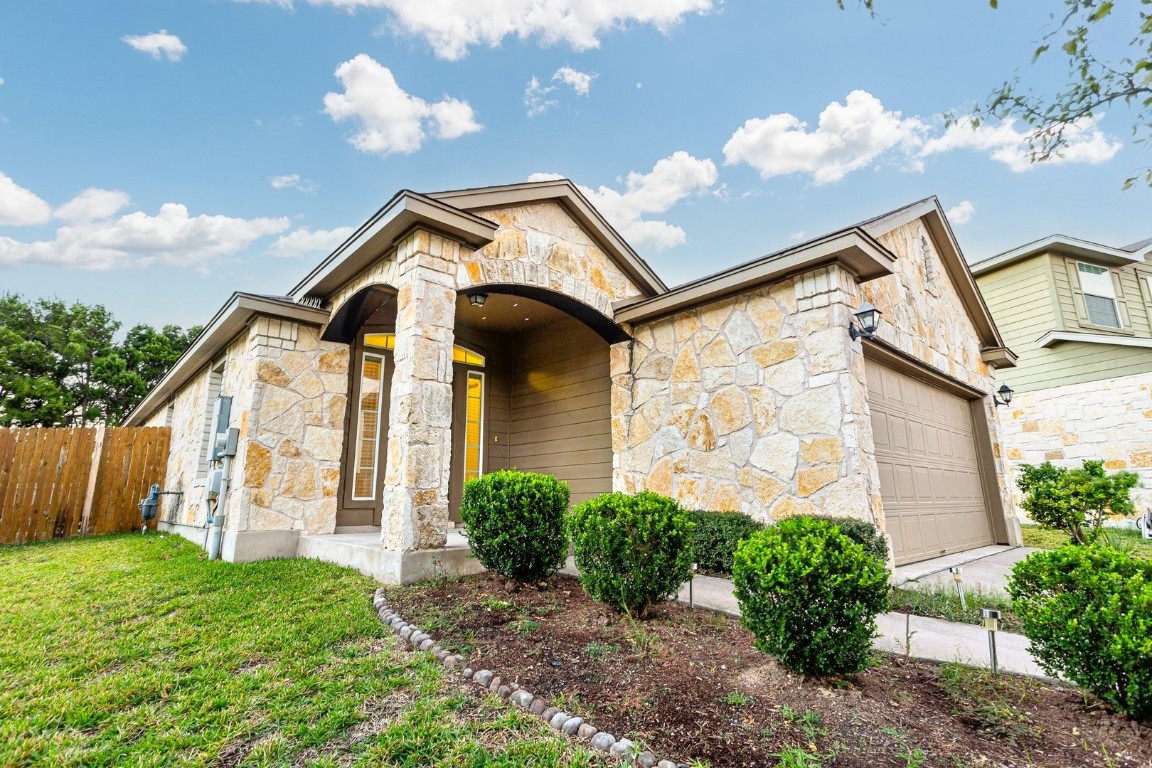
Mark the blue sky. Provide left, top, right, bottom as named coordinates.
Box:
left=0, top=0, right=1148, bottom=330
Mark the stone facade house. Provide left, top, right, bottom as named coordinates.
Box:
left=126, top=180, right=1021, bottom=581
left=972, top=234, right=1152, bottom=511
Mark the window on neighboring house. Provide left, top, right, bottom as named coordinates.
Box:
left=1077, top=262, right=1122, bottom=328
left=197, top=361, right=226, bottom=478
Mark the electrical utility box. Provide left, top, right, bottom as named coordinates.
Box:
left=208, top=396, right=233, bottom=462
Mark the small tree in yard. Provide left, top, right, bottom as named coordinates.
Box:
left=1016, top=460, right=1139, bottom=544
left=460, top=470, right=570, bottom=582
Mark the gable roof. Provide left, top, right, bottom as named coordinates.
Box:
left=859, top=196, right=1013, bottom=365
left=1122, top=236, right=1152, bottom=255
left=970, top=234, right=1148, bottom=277
left=428, top=179, right=667, bottom=296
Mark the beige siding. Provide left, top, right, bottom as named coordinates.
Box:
left=508, top=317, right=611, bottom=505
left=978, top=254, right=1152, bottom=392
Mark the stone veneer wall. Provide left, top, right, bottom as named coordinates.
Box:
left=233, top=318, right=348, bottom=536
left=999, top=370, right=1152, bottom=511
left=612, top=265, right=883, bottom=526
left=862, top=220, right=1014, bottom=521
left=145, top=331, right=255, bottom=526
left=145, top=318, right=348, bottom=536
left=458, top=202, right=644, bottom=312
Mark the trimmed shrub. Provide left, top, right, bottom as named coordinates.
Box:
left=1016, top=460, right=1139, bottom=544
left=686, top=510, right=765, bottom=576
left=733, top=516, right=890, bottom=676
left=804, top=515, right=889, bottom=564
left=568, top=491, right=695, bottom=616
left=459, top=470, right=570, bottom=582
left=1008, top=544, right=1152, bottom=721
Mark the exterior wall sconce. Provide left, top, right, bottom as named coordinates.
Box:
left=467, top=292, right=488, bottom=308
left=993, top=383, right=1013, bottom=407
left=849, top=300, right=881, bottom=341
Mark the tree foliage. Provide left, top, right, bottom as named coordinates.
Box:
left=844, top=1, right=1152, bottom=186
left=1016, top=459, right=1139, bottom=544
left=0, top=293, right=200, bottom=427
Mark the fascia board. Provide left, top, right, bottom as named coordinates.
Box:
left=288, top=191, right=497, bottom=300
left=614, top=230, right=895, bottom=325
left=122, top=294, right=329, bottom=426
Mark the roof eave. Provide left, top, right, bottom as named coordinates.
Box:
left=613, top=229, right=895, bottom=325
left=122, top=293, right=329, bottom=426
left=980, top=346, right=1018, bottom=369
left=971, top=235, right=1146, bottom=276
left=288, top=190, right=498, bottom=301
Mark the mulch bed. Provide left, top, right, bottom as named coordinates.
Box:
left=388, top=572, right=1152, bottom=768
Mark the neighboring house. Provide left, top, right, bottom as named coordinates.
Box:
left=972, top=235, right=1152, bottom=511
left=125, top=180, right=1020, bottom=582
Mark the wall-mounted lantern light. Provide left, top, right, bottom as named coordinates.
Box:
left=849, top=300, right=881, bottom=341
left=993, top=383, right=1013, bottom=407
left=467, top=292, right=488, bottom=308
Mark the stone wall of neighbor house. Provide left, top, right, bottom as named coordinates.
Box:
left=863, top=219, right=1014, bottom=519
left=999, top=371, right=1152, bottom=511
left=232, top=319, right=348, bottom=536
left=612, top=265, right=884, bottom=527
left=458, top=202, right=644, bottom=314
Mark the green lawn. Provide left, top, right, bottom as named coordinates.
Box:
left=1021, top=523, right=1152, bottom=559
left=0, top=534, right=600, bottom=768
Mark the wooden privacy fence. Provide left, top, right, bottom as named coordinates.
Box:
left=0, top=426, right=171, bottom=545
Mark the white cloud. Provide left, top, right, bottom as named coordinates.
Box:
left=0, top=76, right=5, bottom=86
left=323, top=54, right=481, bottom=156
left=921, top=116, right=1121, bottom=172
left=946, top=200, right=975, bottom=225
left=0, top=203, right=289, bottom=270
left=54, top=188, right=131, bottom=222
left=269, top=226, right=356, bottom=258
left=553, top=66, right=593, bottom=96
left=0, top=173, right=52, bottom=226
left=524, top=66, right=595, bottom=117
left=531, top=151, right=718, bottom=251
left=288, top=0, right=711, bottom=60
left=723, top=90, right=928, bottom=185
left=121, top=30, right=188, bottom=62
left=524, top=77, right=557, bottom=117
left=723, top=91, right=1125, bottom=183
left=269, top=173, right=317, bottom=192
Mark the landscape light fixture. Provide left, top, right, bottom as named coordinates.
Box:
left=981, top=608, right=1001, bottom=675
left=849, top=300, right=881, bottom=341
left=468, top=292, right=488, bottom=308
left=993, top=384, right=1013, bottom=407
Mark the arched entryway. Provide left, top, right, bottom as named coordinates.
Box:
left=329, top=283, right=621, bottom=530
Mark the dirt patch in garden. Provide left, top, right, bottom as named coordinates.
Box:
left=388, top=573, right=1151, bottom=768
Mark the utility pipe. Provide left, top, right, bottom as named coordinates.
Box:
left=206, top=453, right=233, bottom=561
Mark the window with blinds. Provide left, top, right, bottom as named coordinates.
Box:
left=1077, top=263, right=1121, bottom=328
left=352, top=354, right=386, bottom=500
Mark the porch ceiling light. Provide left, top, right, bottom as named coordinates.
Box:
left=849, top=300, right=881, bottom=341
left=468, top=292, right=488, bottom=308
left=993, top=383, right=1013, bottom=407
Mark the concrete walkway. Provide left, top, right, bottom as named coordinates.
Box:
left=668, top=571, right=1047, bottom=677
left=891, top=545, right=1039, bottom=597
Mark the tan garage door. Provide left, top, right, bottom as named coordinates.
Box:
left=866, top=361, right=994, bottom=565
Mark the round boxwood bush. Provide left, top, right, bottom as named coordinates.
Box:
left=459, top=470, right=570, bottom=582
left=733, top=515, right=890, bottom=676
left=1008, top=544, right=1152, bottom=721
left=804, top=514, right=889, bottom=564
left=686, top=510, right=765, bottom=576
left=568, top=491, right=694, bottom=616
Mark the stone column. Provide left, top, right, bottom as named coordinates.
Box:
left=380, top=229, right=458, bottom=553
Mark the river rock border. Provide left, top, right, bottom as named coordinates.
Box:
left=372, top=588, right=684, bottom=768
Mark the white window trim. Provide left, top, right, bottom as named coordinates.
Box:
left=351, top=352, right=387, bottom=501
left=1076, top=261, right=1122, bottom=328
left=1036, top=330, right=1152, bottom=349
